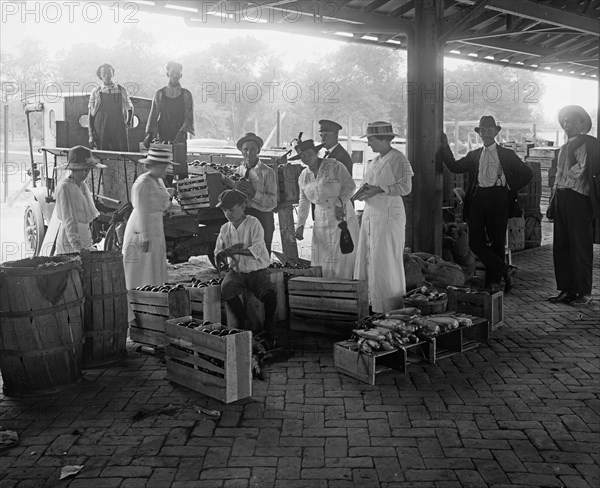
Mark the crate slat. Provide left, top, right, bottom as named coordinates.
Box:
left=447, top=289, right=503, bottom=330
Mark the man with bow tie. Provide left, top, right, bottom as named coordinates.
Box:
left=234, top=132, right=278, bottom=255
left=547, top=105, right=600, bottom=306
left=319, top=119, right=354, bottom=176
left=437, top=116, right=533, bottom=292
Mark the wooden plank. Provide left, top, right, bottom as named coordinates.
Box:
left=128, top=290, right=169, bottom=307
left=131, top=303, right=170, bottom=315
left=447, top=289, right=503, bottom=329
left=130, top=325, right=165, bottom=346
left=288, top=295, right=361, bottom=314
left=166, top=360, right=227, bottom=403
left=165, top=344, right=224, bottom=375
left=290, top=317, right=355, bottom=335
left=287, top=289, right=360, bottom=299
left=134, top=313, right=167, bottom=332
left=288, top=277, right=365, bottom=292
left=290, top=309, right=358, bottom=321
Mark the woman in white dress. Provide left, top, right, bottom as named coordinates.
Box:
left=122, top=145, right=176, bottom=292
left=53, top=146, right=106, bottom=254
left=292, top=138, right=359, bottom=279
left=354, top=121, right=414, bottom=313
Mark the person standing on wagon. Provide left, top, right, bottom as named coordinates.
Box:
left=88, top=63, right=133, bottom=151
left=144, top=61, right=194, bottom=147
left=234, top=133, right=278, bottom=255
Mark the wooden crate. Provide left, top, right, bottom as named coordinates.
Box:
left=507, top=217, right=525, bottom=252
left=528, top=146, right=560, bottom=159
left=334, top=339, right=426, bottom=385
left=165, top=317, right=252, bottom=403
left=289, top=277, right=368, bottom=335
left=186, top=285, right=222, bottom=323
left=420, top=317, right=489, bottom=363
left=447, top=289, right=503, bottom=330
left=177, top=173, right=223, bottom=210
left=127, top=288, right=190, bottom=346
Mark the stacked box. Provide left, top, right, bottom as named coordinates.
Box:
left=177, top=172, right=223, bottom=210
left=186, top=285, right=222, bottom=323
left=165, top=317, right=252, bottom=403
left=128, top=288, right=190, bottom=345
left=419, top=317, right=489, bottom=363
left=288, top=277, right=368, bottom=335
left=447, top=288, right=503, bottom=330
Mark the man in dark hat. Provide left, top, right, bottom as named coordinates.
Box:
left=234, top=132, right=277, bottom=254
left=547, top=105, right=600, bottom=306
left=437, top=116, right=533, bottom=292
left=319, top=119, right=353, bottom=175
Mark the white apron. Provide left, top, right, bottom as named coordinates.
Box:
left=123, top=172, right=170, bottom=293
left=297, top=159, right=359, bottom=279
left=354, top=149, right=413, bottom=313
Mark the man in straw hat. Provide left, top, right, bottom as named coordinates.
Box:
left=438, top=116, right=532, bottom=293
left=546, top=105, right=600, bottom=306
left=50, top=146, right=107, bottom=254
left=319, top=119, right=353, bottom=175
left=122, top=144, right=178, bottom=306
left=233, top=132, right=277, bottom=254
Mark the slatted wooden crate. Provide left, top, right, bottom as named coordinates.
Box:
left=177, top=172, right=223, bottom=210
left=334, top=339, right=427, bottom=385
left=165, top=317, right=252, bottom=403
left=528, top=146, right=560, bottom=159
left=507, top=217, right=525, bottom=251
left=127, top=288, right=190, bottom=346
left=186, top=285, right=222, bottom=323
left=420, top=317, right=489, bottom=364
left=447, top=289, right=503, bottom=330
left=289, top=277, right=368, bottom=335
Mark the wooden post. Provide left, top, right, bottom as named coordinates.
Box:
left=277, top=202, right=299, bottom=262
left=346, top=115, right=352, bottom=156
left=3, top=105, right=8, bottom=202
left=453, top=119, right=459, bottom=154
left=406, top=0, right=444, bottom=254
left=276, top=110, right=281, bottom=147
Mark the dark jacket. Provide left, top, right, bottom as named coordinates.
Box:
left=548, top=134, right=600, bottom=219
left=438, top=144, right=533, bottom=220
left=327, top=143, right=354, bottom=176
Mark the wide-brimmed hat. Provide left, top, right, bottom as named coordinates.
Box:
left=289, top=139, right=324, bottom=161
left=64, top=146, right=107, bottom=169
left=236, top=132, right=264, bottom=152
left=216, top=189, right=247, bottom=209
left=139, top=144, right=179, bottom=165
left=318, top=119, right=342, bottom=132
left=558, top=105, right=592, bottom=134
left=362, top=121, right=398, bottom=138
left=474, top=116, right=501, bottom=133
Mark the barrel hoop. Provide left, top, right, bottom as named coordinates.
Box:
left=0, top=339, right=84, bottom=357
left=0, top=297, right=84, bottom=318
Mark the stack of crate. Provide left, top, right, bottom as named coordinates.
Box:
left=176, top=172, right=223, bottom=211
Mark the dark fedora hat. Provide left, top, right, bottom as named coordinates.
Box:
left=289, top=139, right=324, bottom=161
left=236, top=132, right=264, bottom=152
left=474, top=116, right=501, bottom=133
left=558, top=105, right=592, bottom=134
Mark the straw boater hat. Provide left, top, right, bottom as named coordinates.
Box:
left=362, top=121, right=398, bottom=138
left=64, top=146, right=107, bottom=169
left=474, top=116, right=501, bottom=133
left=558, top=105, right=592, bottom=134
left=289, top=138, right=324, bottom=161
left=318, top=120, right=343, bottom=132
left=139, top=144, right=179, bottom=165
left=236, top=132, right=264, bottom=152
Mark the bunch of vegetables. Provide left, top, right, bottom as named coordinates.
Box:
left=268, top=262, right=312, bottom=270
left=134, top=283, right=186, bottom=292
left=405, top=285, right=447, bottom=302
left=174, top=319, right=243, bottom=336
left=189, top=277, right=222, bottom=288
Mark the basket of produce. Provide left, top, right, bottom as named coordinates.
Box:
left=404, top=284, right=448, bottom=314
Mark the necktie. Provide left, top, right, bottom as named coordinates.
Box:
left=324, top=151, right=330, bottom=158
left=244, top=166, right=251, bottom=179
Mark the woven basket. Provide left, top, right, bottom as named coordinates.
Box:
left=404, top=285, right=448, bottom=315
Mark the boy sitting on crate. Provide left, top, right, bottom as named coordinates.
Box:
left=215, top=189, right=277, bottom=346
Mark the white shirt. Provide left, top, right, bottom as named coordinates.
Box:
left=214, top=215, right=270, bottom=273
left=477, top=143, right=505, bottom=187
left=555, top=136, right=589, bottom=196
left=235, top=160, right=278, bottom=212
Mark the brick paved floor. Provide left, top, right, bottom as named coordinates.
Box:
left=1, top=245, right=598, bottom=488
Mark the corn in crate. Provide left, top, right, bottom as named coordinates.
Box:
left=165, top=317, right=252, bottom=403
left=176, top=172, right=223, bottom=210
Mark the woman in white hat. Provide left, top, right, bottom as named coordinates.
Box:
left=53, top=145, right=106, bottom=254
left=353, top=121, right=414, bottom=313
left=292, top=136, right=359, bottom=279
left=122, top=145, right=176, bottom=297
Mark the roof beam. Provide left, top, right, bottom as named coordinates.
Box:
left=440, top=0, right=491, bottom=42
left=456, top=37, right=552, bottom=57
left=457, top=0, right=600, bottom=35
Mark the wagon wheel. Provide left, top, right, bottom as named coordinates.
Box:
left=24, top=202, right=45, bottom=255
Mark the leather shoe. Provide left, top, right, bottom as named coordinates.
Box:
left=569, top=294, right=592, bottom=306
left=548, top=291, right=575, bottom=304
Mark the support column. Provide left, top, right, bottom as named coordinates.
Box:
left=406, top=0, right=444, bottom=255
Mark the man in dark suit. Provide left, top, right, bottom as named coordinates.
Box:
left=319, top=119, right=353, bottom=175
left=547, top=105, right=600, bottom=306
left=437, top=116, right=533, bottom=292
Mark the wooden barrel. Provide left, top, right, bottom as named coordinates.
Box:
left=0, top=255, right=84, bottom=396
left=78, top=250, right=128, bottom=368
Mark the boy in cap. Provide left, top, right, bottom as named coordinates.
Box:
left=215, top=189, right=278, bottom=345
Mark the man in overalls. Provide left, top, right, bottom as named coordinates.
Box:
left=144, top=61, right=195, bottom=147
left=88, top=63, right=133, bottom=151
